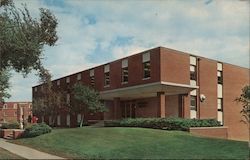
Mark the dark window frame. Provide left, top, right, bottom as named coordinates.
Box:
left=190, top=96, right=197, bottom=111
left=104, top=72, right=110, bottom=86
left=143, top=61, right=151, bottom=79
left=190, top=65, right=197, bottom=81
left=122, top=67, right=128, bottom=83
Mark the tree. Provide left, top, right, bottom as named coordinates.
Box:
left=235, top=85, right=250, bottom=147
left=69, top=83, right=107, bottom=127
left=32, top=68, right=65, bottom=126
left=0, top=70, right=11, bottom=103
left=235, top=85, right=250, bottom=124
left=0, top=0, right=58, bottom=102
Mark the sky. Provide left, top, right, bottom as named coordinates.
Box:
left=6, top=0, right=250, bottom=102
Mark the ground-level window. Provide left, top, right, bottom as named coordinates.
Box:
left=190, top=96, right=197, bottom=110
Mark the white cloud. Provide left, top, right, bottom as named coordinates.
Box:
left=7, top=0, right=249, bottom=101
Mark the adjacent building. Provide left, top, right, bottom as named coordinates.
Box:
left=33, top=47, right=249, bottom=141
left=0, top=102, right=32, bottom=123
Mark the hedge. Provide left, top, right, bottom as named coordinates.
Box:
left=104, top=117, right=221, bottom=131
left=23, top=123, right=52, bottom=138
left=0, top=122, right=20, bottom=129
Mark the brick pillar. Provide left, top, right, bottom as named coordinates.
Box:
left=113, top=98, right=120, bottom=119
left=157, top=92, right=166, bottom=118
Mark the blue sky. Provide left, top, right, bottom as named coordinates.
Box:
left=7, top=0, right=250, bottom=102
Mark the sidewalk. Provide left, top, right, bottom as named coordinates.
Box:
left=0, top=138, right=65, bottom=159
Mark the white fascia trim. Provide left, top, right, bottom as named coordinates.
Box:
left=100, top=81, right=199, bottom=94
left=160, top=81, right=199, bottom=89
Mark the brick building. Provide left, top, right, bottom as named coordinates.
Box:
left=0, top=102, right=32, bottom=124
left=33, top=47, right=249, bottom=141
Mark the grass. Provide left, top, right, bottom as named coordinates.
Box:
left=11, top=127, right=249, bottom=159
left=0, top=147, right=23, bottom=159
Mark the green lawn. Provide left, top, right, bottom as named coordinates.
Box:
left=11, top=127, right=249, bottom=159
left=0, top=148, right=23, bottom=159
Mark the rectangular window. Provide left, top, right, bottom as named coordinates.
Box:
left=143, top=61, right=151, bottom=79
left=57, top=115, right=61, bottom=125
left=217, top=71, right=223, bottom=84
left=3, top=104, right=7, bottom=109
left=66, top=77, right=70, bottom=83
left=104, top=65, right=110, bottom=86
left=217, top=98, right=223, bottom=111
left=190, top=96, right=197, bottom=110
left=104, top=72, right=110, bottom=86
left=13, top=104, right=17, bottom=109
left=34, top=87, right=37, bottom=92
left=122, top=59, right=128, bottom=83
left=190, top=65, right=196, bottom=81
left=66, top=94, right=70, bottom=104
left=77, top=73, right=81, bottom=81
left=57, top=80, right=60, bottom=86
left=122, top=67, right=128, bottom=83
left=142, top=52, right=151, bottom=79
left=77, top=114, right=81, bottom=123
left=90, top=69, right=95, bottom=87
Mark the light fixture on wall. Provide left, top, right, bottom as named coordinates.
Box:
left=200, top=94, right=206, bottom=102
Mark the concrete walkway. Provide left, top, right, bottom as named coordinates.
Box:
left=0, top=138, right=65, bottom=159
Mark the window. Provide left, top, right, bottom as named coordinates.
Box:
left=217, top=71, right=223, bottom=84
left=3, top=104, right=7, bottom=109
left=190, top=65, right=196, bottom=81
left=122, top=67, right=128, bottom=83
left=57, top=115, right=61, bottom=125
left=77, top=114, right=81, bottom=123
left=217, top=98, right=223, bottom=111
left=57, top=80, right=60, bottom=86
left=13, top=103, right=17, bottom=109
left=122, top=59, right=128, bottom=83
left=104, top=65, right=110, bottom=86
left=143, top=61, right=151, bottom=79
left=66, top=77, right=70, bottom=83
left=77, top=73, right=81, bottom=81
left=142, top=52, right=151, bottom=79
left=66, top=94, right=70, bottom=104
left=190, top=96, right=197, bottom=110
left=34, top=87, right=37, bottom=92
left=90, top=69, right=95, bottom=87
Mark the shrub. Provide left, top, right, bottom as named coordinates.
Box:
left=104, top=117, right=221, bottom=131
left=23, top=123, right=52, bottom=138
left=0, top=122, right=20, bottom=129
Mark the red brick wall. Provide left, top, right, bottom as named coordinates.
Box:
left=165, top=95, right=179, bottom=117
left=198, top=58, right=217, bottom=119
left=160, top=48, right=190, bottom=85
left=135, top=97, right=158, bottom=118
left=189, top=127, right=228, bottom=139
left=223, top=64, right=249, bottom=141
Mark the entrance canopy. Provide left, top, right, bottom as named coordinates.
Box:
left=100, top=81, right=198, bottom=100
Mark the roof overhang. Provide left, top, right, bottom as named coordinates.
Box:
left=100, top=81, right=198, bottom=100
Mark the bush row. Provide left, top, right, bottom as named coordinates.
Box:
left=23, top=123, right=52, bottom=138
left=104, top=117, right=221, bottom=131
left=0, top=122, right=20, bottom=129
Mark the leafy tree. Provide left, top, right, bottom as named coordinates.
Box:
left=235, top=85, right=250, bottom=124
left=69, top=83, right=107, bottom=127
left=0, top=0, right=58, bottom=102
left=235, top=85, right=250, bottom=147
left=33, top=68, right=65, bottom=126
left=0, top=70, right=11, bottom=102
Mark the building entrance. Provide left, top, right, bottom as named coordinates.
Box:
left=121, top=101, right=136, bottom=118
